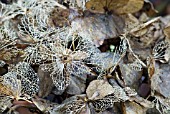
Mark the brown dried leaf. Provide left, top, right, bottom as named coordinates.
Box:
left=164, top=25, right=170, bottom=39
left=151, top=62, right=170, bottom=98
left=85, top=0, right=144, bottom=14
left=130, top=17, right=160, bottom=36
left=119, top=62, right=143, bottom=88
left=50, top=8, right=70, bottom=27
left=0, top=47, right=24, bottom=64
left=16, top=107, right=34, bottom=114
left=123, top=14, right=140, bottom=32
left=71, top=13, right=124, bottom=46
left=66, top=74, right=86, bottom=95
left=142, top=0, right=158, bottom=17
left=86, top=80, right=115, bottom=100
left=122, top=101, right=147, bottom=114
left=37, top=67, right=54, bottom=98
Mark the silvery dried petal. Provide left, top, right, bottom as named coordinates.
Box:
left=16, top=62, right=39, bottom=98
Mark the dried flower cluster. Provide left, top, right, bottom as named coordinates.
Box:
left=0, top=0, right=170, bottom=114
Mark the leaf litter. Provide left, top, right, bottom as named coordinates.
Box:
left=0, top=0, right=170, bottom=114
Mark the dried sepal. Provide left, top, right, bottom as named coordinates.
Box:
left=0, top=2, right=24, bottom=23
left=91, top=94, right=115, bottom=112
left=18, top=15, right=40, bottom=42
left=123, top=87, right=137, bottom=97
left=0, top=96, right=12, bottom=113
left=91, top=87, right=130, bottom=112
left=106, top=37, right=128, bottom=74
left=53, top=95, right=87, bottom=114
left=152, top=40, right=170, bottom=63
left=23, top=44, right=51, bottom=64
left=0, top=21, right=17, bottom=51
left=0, top=62, right=39, bottom=100
left=15, top=62, right=39, bottom=98
left=50, top=63, right=70, bottom=90
left=0, top=72, right=21, bottom=98
left=127, top=59, right=143, bottom=71
left=153, top=95, right=170, bottom=114
left=61, top=100, right=86, bottom=114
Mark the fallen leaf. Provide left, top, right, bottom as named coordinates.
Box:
left=86, top=80, right=116, bottom=100
left=71, top=13, right=124, bottom=46
left=37, top=67, right=54, bottom=98
left=85, top=0, right=144, bottom=14
left=122, top=101, right=147, bottom=114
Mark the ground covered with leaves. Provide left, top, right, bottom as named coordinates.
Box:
left=0, top=0, right=170, bottom=114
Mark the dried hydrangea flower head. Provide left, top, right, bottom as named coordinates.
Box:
left=40, top=29, right=93, bottom=90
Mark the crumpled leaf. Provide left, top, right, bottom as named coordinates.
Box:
left=130, top=17, right=161, bottom=37
left=123, top=14, right=140, bottom=32
left=32, top=97, right=58, bottom=113
left=127, top=18, right=165, bottom=61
